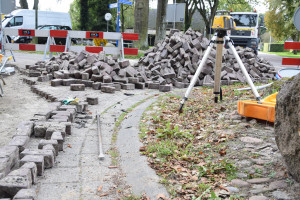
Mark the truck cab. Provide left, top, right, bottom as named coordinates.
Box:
left=227, top=11, right=261, bottom=54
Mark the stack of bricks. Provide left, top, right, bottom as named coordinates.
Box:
left=24, top=28, right=276, bottom=93
left=0, top=103, right=84, bottom=199
left=136, top=28, right=276, bottom=89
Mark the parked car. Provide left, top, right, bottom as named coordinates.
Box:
left=2, top=9, right=72, bottom=44
left=37, top=25, right=77, bottom=45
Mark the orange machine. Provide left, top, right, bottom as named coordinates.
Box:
left=237, top=92, right=277, bottom=122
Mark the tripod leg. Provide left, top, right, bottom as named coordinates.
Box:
left=214, top=37, right=224, bottom=103
left=179, top=35, right=218, bottom=113
left=225, top=36, right=261, bottom=101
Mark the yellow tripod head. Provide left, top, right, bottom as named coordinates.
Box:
left=212, top=11, right=236, bottom=30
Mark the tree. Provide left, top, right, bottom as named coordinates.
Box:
left=134, top=0, right=149, bottom=50
left=265, top=0, right=300, bottom=42
left=69, top=0, right=81, bottom=30
left=183, top=0, right=197, bottom=31
left=19, top=0, right=28, bottom=9
left=155, top=0, right=168, bottom=44
left=217, top=0, right=255, bottom=11
left=80, top=0, right=88, bottom=30
left=193, top=0, right=219, bottom=37
left=120, top=4, right=135, bottom=32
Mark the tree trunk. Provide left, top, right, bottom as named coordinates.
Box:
left=134, top=0, right=149, bottom=50
left=19, top=0, right=28, bottom=9
left=33, top=0, right=39, bottom=10
left=121, top=4, right=125, bottom=33
left=155, top=0, right=168, bottom=44
left=34, top=0, right=38, bottom=29
left=193, top=0, right=219, bottom=38
left=80, top=0, right=88, bottom=30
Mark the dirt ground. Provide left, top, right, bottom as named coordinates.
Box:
left=0, top=70, right=57, bottom=148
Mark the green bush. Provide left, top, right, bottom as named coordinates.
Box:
left=269, top=44, right=284, bottom=52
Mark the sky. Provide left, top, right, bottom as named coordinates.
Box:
left=17, top=0, right=267, bottom=14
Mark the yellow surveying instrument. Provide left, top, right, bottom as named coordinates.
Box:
left=179, top=12, right=262, bottom=113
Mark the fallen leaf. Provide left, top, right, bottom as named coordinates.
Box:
left=97, top=185, right=103, bottom=192
left=219, top=149, right=226, bottom=156
left=99, top=193, right=108, bottom=197
left=139, top=146, right=147, bottom=151
left=156, top=193, right=167, bottom=199
left=108, top=166, right=117, bottom=169
left=219, top=185, right=229, bottom=192
left=67, top=144, right=72, bottom=148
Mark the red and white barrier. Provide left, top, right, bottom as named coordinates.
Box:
left=0, top=28, right=139, bottom=60
left=282, top=42, right=300, bottom=66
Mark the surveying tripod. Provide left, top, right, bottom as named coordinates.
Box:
left=179, top=29, right=262, bottom=113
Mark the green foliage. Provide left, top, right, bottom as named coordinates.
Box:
left=198, top=159, right=237, bottom=179
left=265, top=0, right=300, bottom=41
left=218, top=0, right=255, bottom=11
left=69, top=0, right=116, bottom=31
left=269, top=44, right=284, bottom=52
left=69, top=0, right=80, bottom=30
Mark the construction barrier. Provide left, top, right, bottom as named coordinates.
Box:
left=282, top=42, right=300, bottom=66
left=0, top=28, right=139, bottom=60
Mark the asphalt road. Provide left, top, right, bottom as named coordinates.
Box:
left=258, top=51, right=299, bottom=71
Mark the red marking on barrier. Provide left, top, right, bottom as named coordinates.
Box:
left=284, top=42, right=300, bottom=50
left=122, top=33, right=139, bottom=41
left=85, top=46, right=103, bottom=53
left=50, top=30, right=68, bottom=38
left=86, top=32, right=103, bottom=39
left=124, top=48, right=138, bottom=55
left=19, top=44, right=36, bottom=51
left=50, top=45, right=65, bottom=52
left=282, top=58, right=300, bottom=65
left=18, top=29, right=35, bottom=36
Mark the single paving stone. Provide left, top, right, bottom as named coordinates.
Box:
left=86, top=97, right=98, bottom=105
left=240, top=136, right=263, bottom=143
left=21, top=162, right=37, bottom=184
left=20, top=149, right=55, bottom=169
left=51, top=132, right=64, bottom=151
left=0, top=175, right=31, bottom=197
left=231, top=179, right=250, bottom=187
left=249, top=195, right=269, bottom=200
left=13, top=188, right=37, bottom=200
left=268, top=180, right=288, bottom=190
left=20, top=155, right=44, bottom=176
left=272, top=191, right=291, bottom=200
left=70, top=84, right=85, bottom=91
left=247, top=178, right=270, bottom=184
left=38, top=140, right=59, bottom=156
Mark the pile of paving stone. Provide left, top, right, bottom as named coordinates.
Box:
left=0, top=96, right=96, bottom=198
left=136, top=28, right=277, bottom=89
left=23, top=28, right=276, bottom=93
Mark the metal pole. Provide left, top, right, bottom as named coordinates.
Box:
left=97, top=112, right=105, bottom=160
left=173, top=0, right=176, bottom=29
left=179, top=35, right=217, bottom=112
left=268, top=31, right=271, bottom=52
left=226, top=35, right=261, bottom=101
left=116, top=0, right=120, bottom=46
left=107, top=21, right=108, bottom=32
left=0, top=12, right=4, bottom=55
left=117, top=0, right=120, bottom=33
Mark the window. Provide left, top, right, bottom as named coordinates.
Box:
left=231, top=14, right=257, bottom=27
left=6, top=16, right=23, bottom=27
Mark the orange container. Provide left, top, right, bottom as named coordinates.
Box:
left=237, top=93, right=277, bottom=122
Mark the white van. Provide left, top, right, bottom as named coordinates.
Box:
left=2, top=9, right=72, bottom=29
